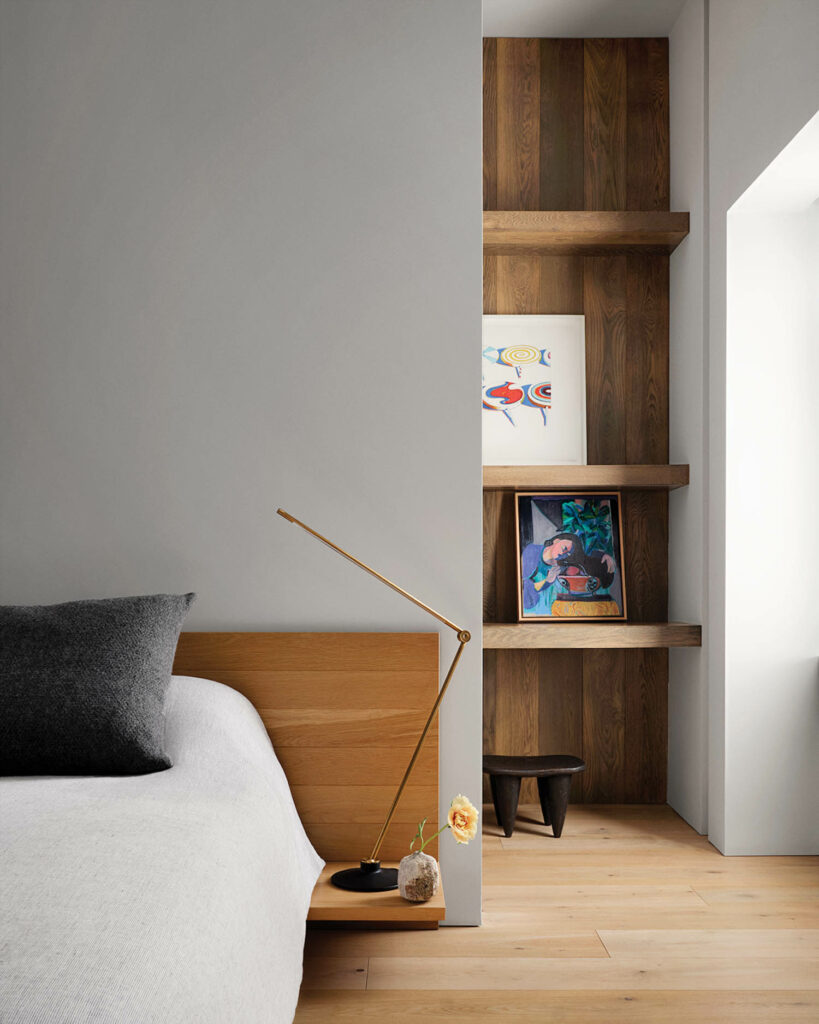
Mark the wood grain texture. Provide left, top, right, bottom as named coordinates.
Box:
left=297, top=806, right=819, bottom=1020
left=626, top=38, right=670, bottom=211
left=584, top=255, right=628, bottom=463
left=583, top=39, right=627, bottom=210
left=173, top=632, right=438, bottom=863
left=538, top=253, right=584, bottom=312
left=626, top=254, right=669, bottom=463
left=296, top=990, right=819, bottom=1023
left=496, top=38, right=540, bottom=210
left=582, top=649, right=626, bottom=801
left=301, top=825, right=436, bottom=864
left=482, top=38, right=498, bottom=210
left=482, top=38, right=678, bottom=806
left=482, top=623, right=701, bottom=649
left=622, top=490, right=669, bottom=622
left=492, top=648, right=540, bottom=802
left=538, top=38, right=584, bottom=209
left=623, top=650, right=668, bottom=802
left=306, top=864, right=445, bottom=923
left=491, top=253, right=541, bottom=312
left=483, top=464, right=689, bottom=491
left=483, top=210, right=689, bottom=253
left=482, top=490, right=517, bottom=623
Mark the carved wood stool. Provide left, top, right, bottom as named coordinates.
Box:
left=483, top=754, right=586, bottom=838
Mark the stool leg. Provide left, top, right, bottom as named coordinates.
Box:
left=535, top=776, right=551, bottom=827
left=489, top=774, right=521, bottom=838
left=543, top=774, right=573, bottom=838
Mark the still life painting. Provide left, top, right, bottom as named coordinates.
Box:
left=482, top=315, right=586, bottom=466
left=515, top=492, right=627, bottom=621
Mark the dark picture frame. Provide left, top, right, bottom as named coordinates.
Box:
left=515, top=491, right=627, bottom=622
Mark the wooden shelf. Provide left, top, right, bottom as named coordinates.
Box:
left=483, top=210, right=690, bottom=254
left=483, top=623, right=702, bottom=649
left=483, top=464, right=689, bottom=492
left=308, top=863, right=445, bottom=926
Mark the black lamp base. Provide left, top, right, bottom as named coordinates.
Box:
left=330, top=860, right=398, bottom=892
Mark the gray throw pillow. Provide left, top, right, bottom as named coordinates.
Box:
left=0, top=593, right=194, bottom=775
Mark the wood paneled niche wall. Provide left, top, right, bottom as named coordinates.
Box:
left=482, top=38, right=701, bottom=805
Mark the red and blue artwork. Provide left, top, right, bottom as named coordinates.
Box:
left=482, top=346, right=551, bottom=426
left=516, top=492, right=627, bottom=621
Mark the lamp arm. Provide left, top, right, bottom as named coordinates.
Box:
left=276, top=507, right=472, bottom=868
left=367, top=633, right=469, bottom=863
left=276, top=509, right=463, bottom=635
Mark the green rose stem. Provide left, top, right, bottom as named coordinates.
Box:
left=409, top=817, right=451, bottom=854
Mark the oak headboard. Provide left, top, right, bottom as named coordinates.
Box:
left=172, top=632, right=439, bottom=861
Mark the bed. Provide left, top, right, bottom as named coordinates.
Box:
left=0, top=629, right=440, bottom=1022
left=0, top=674, right=323, bottom=1024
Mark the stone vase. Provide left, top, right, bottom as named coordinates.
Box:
left=397, top=850, right=440, bottom=903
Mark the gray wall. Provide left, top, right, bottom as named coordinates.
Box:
left=0, top=0, right=483, bottom=922
left=667, top=0, right=708, bottom=835
left=706, top=0, right=819, bottom=853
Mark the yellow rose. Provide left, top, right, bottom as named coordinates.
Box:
left=447, top=794, right=479, bottom=844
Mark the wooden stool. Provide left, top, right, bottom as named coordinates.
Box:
left=483, top=754, right=586, bottom=838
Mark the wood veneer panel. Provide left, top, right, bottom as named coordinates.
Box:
left=482, top=490, right=517, bottom=623
left=173, top=632, right=438, bottom=863
left=584, top=255, right=628, bottom=463
left=539, top=39, right=584, bottom=209
left=482, top=623, right=701, bottom=649
left=624, top=649, right=668, bottom=802
left=174, top=631, right=437, bottom=673
left=307, top=864, right=444, bottom=922
left=626, top=254, right=669, bottom=463
left=483, top=210, right=689, bottom=253
left=305, top=827, right=436, bottom=863
left=583, top=39, right=627, bottom=210
left=482, top=38, right=674, bottom=807
left=262, top=709, right=437, bottom=749
left=493, top=649, right=541, bottom=802
left=492, top=254, right=541, bottom=312
left=280, top=746, right=436, bottom=787
left=483, top=253, right=497, bottom=312
left=538, top=254, right=583, bottom=312
left=623, top=490, right=669, bottom=622
left=538, top=650, right=584, bottom=802
left=626, top=38, right=670, bottom=211
left=483, top=38, right=498, bottom=210
left=496, top=38, right=540, bottom=210
left=211, top=670, right=437, bottom=709
left=582, top=649, right=626, bottom=802
left=290, top=785, right=437, bottom=825
left=483, top=464, right=689, bottom=491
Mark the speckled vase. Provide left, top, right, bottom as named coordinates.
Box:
left=397, top=851, right=440, bottom=903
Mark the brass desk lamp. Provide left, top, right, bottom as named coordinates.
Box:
left=277, top=508, right=471, bottom=893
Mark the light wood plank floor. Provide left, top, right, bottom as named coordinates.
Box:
left=295, top=804, right=819, bottom=1022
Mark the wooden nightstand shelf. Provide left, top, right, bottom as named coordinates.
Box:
left=308, top=863, right=446, bottom=928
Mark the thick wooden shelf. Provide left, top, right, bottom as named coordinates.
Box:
left=483, top=464, right=689, bottom=492
left=308, top=863, right=445, bottom=926
left=483, top=623, right=702, bottom=649
left=483, top=210, right=690, bottom=254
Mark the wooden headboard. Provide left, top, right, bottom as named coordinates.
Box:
left=173, top=632, right=439, bottom=861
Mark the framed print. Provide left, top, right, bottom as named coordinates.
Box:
left=515, top=492, right=627, bottom=621
left=482, top=315, right=586, bottom=466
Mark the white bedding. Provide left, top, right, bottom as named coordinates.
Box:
left=0, top=675, right=323, bottom=1024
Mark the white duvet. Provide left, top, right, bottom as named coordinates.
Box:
left=0, top=675, right=323, bottom=1024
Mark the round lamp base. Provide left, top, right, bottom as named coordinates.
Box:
left=330, top=860, right=398, bottom=892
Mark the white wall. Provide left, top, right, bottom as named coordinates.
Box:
left=707, top=0, right=819, bottom=852
left=724, top=118, right=819, bottom=854
left=0, top=0, right=483, bottom=922
left=667, top=0, right=708, bottom=834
